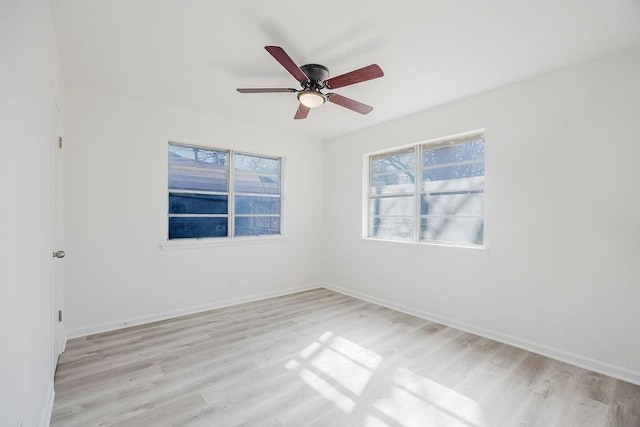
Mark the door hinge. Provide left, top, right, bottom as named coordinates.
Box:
left=58, top=137, right=63, bottom=148
left=58, top=310, right=63, bottom=322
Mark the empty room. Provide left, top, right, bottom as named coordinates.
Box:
left=2, top=0, right=640, bottom=426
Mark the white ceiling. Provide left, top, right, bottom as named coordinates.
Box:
left=50, top=0, right=640, bottom=141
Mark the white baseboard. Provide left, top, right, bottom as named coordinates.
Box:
left=39, top=381, right=54, bottom=427
left=323, top=283, right=640, bottom=386
left=65, top=283, right=322, bottom=339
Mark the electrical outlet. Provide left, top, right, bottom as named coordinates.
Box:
left=444, top=289, right=452, bottom=300
left=228, top=273, right=236, bottom=284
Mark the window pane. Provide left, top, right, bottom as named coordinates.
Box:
left=421, top=191, right=483, bottom=216
left=420, top=217, right=483, bottom=245
left=423, top=163, right=484, bottom=183
left=422, top=139, right=484, bottom=166
left=169, top=217, right=228, bottom=239
left=369, top=217, right=415, bottom=240
left=371, top=149, right=415, bottom=174
left=234, top=171, right=280, bottom=194
left=169, top=194, right=227, bottom=214
left=169, top=145, right=228, bottom=167
left=235, top=196, right=280, bottom=215
left=234, top=153, right=280, bottom=175
left=423, top=175, right=484, bottom=193
left=369, top=196, right=414, bottom=216
left=370, top=172, right=415, bottom=195
left=235, top=216, right=280, bottom=236
left=169, top=166, right=228, bottom=192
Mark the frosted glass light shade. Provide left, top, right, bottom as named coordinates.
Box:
left=297, top=90, right=325, bottom=108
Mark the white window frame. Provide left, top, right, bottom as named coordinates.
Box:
left=164, top=141, right=284, bottom=248
left=364, top=130, right=486, bottom=251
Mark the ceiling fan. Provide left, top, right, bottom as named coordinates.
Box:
left=237, top=46, right=384, bottom=120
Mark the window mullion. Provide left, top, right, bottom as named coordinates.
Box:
left=229, top=151, right=234, bottom=238
left=168, top=189, right=228, bottom=196
left=414, top=146, right=421, bottom=242
left=421, top=158, right=483, bottom=170
left=279, top=159, right=283, bottom=235
left=368, top=155, right=373, bottom=238
left=234, top=193, right=280, bottom=198
left=169, top=214, right=228, bottom=218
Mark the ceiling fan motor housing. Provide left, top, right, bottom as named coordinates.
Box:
left=300, top=64, right=329, bottom=88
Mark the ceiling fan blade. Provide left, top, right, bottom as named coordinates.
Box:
left=236, top=88, right=297, bottom=93
left=327, top=93, right=374, bottom=115
left=265, top=46, right=309, bottom=83
left=294, top=103, right=310, bottom=120
left=325, top=64, right=384, bottom=89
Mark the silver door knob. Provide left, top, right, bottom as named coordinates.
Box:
left=53, top=250, right=66, bottom=259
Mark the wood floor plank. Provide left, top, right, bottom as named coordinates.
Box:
left=52, top=288, right=640, bottom=426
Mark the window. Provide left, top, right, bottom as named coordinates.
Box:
left=368, top=133, right=484, bottom=246
left=168, top=143, right=281, bottom=240
left=233, top=153, right=281, bottom=237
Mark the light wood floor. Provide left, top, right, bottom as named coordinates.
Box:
left=52, top=288, right=640, bottom=426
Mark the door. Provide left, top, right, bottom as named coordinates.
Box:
left=51, top=95, right=65, bottom=373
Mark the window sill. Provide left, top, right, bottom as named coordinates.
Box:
left=161, top=235, right=288, bottom=251
left=360, top=238, right=490, bottom=256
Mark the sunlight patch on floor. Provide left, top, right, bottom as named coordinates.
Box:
left=297, top=366, right=356, bottom=413
left=286, top=331, right=382, bottom=413
left=374, top=367, right=484, bottom=426
left=363, top=414, right=391, bottom=426
left=285, top=331, right=482, bottom=424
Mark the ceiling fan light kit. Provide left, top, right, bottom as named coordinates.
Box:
left=298, top=90, right=325, bottom=108
left=237, top=46, right=384, bottom=120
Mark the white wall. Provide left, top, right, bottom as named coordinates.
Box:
left=64, top=87, right=325, bottom=337
left=0, top=0, right=62, bottom=425
left=323, top=47, right=640, bottom=383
